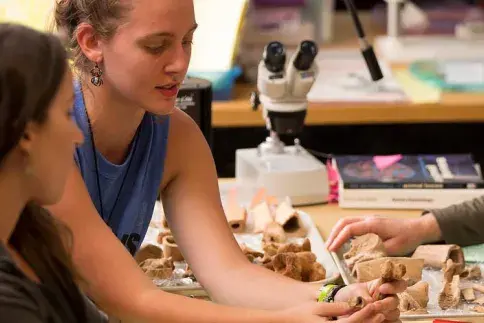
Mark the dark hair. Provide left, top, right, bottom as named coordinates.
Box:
left=53, top=0, right=130, bottom=72
left=0, top=23, right=86, bottom=320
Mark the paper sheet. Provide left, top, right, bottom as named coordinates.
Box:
left=443, top=61, right=484, bottom=85
left=307, top=49, right=408, bottom=102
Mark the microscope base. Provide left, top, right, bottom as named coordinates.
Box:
left=235, top=145, right=329, bottom=206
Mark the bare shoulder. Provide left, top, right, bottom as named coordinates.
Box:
left=167, top=108, right=202, bottom=139
left=160, top=108, right=212, bottom=189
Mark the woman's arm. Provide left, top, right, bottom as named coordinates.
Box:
left=160, top=110, right=326, bottom=309
left=428, top=195, right=484, bottom=246
left=326, top=197, right=484, bottom=256
left=160, top=111, right=405, bottom=314
left=46, top=166, right=289, bottom=323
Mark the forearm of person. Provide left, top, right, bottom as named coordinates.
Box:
left=128, top=290, right=284, bottom=323
left=160, top=112, right=315, bottom=312
left=47, top=171, right=282, bottom=323
left=205, top=261, right=318, bottom=310
left=425, top=195, right=484, bottom=246
left=67, top=221, right=280, bottom=323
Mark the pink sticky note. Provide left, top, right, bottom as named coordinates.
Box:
left=373, top=155, right=403, bottom=170
left=326, top=159, right=339, bottom=203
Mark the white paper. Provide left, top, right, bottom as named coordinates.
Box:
left=443, top=61, right=484, bottom=85
left=307, top=49, right=408, bottom=102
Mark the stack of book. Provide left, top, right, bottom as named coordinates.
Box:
left=333, top=154, right=484, bottom=209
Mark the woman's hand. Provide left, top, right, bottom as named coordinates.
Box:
left=281, top=301, right=391, bottom=323
left=326, top=214, right=441, bottom=256
left=333, top=279, right=407, bottom=322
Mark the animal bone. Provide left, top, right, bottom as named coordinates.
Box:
left=474, top=296, right=484, bottom=305
left=134, top=244, right=163, bottom=264
left=472, top=305, right=484, bottom=313
left=398, top=281, right=429, bottom=314
left=438, top=275, right=461, bottom=310
left=252, top=201, right=274, bottom=233
left=349, top=252, right=388, bottom=275
left=260, top=239, right=319, bottom=280
left=381, top=260, right=406, bottom=280
left=309, top=262, right=326, bottom=282
left=260, top=239, right=311, bottom=265
left=224, top=188, right=248, bottom=233
left=161, top=235, right=184, bottom=262
left=407, top=281, right=429, bottom=305
left=272, top=252, right=303, bottom=281
left=348, top=296, right=366, bottom=309
left=274, top=199, right=307, bottom=238
left=302, top=238, right=311, bottom=252
left=262, top=242, right=281, bottom=257
left=473, top=283, right=484, bottom=294
left=443, top=259, right=461, bottom=283
left=296, top=252, right=326, bottom=282
left=462, top=288, right=476, bottom=301
left=139, top=257, right=174, bottom=279
left=344, top=233, right=385, bottom=259
left=156, top=230, right=172, bottom=244
left=354, top=257, right=423, bottom=283
left=372, top=260, right=406, bottom=301
left=412, top=244, right=465, bottom=273
left=343, top=234, right=387, bottom=270
left=250, top=188, right=277, bottom=209
left=296, top=251, right=316, bottom=272
left=240, top=244, right=264, bottom=262
left=266, top=251, right=325, bottom=282
left=277, top=238, right=311, bottom=254
left=461, top=265, right=482, bottom=280
left=262, top=222, right=286, bottom=244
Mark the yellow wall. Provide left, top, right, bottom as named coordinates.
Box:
left=0, top=0, right=55, bottom=31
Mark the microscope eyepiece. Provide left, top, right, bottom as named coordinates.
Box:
left=293, top=40, right=318, bottom=71
left=263, top=41, right=286, bottom=73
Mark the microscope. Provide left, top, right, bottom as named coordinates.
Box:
left=235, top=40, right=330, bottom=206
left=235, top=0, right=384, bottom=206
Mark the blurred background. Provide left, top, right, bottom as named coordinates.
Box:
left=2, top=0, right=484, bottom=182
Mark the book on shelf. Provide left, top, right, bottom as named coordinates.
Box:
left=333, top=154, right=484, bottom=210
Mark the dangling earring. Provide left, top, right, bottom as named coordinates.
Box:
left=90, top=63, right=103, bottom=87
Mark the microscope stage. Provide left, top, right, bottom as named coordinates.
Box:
left=235, top=146, right=329, bottom=206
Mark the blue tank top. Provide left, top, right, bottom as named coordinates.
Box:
left=72, top=82, right=170, bottom=255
